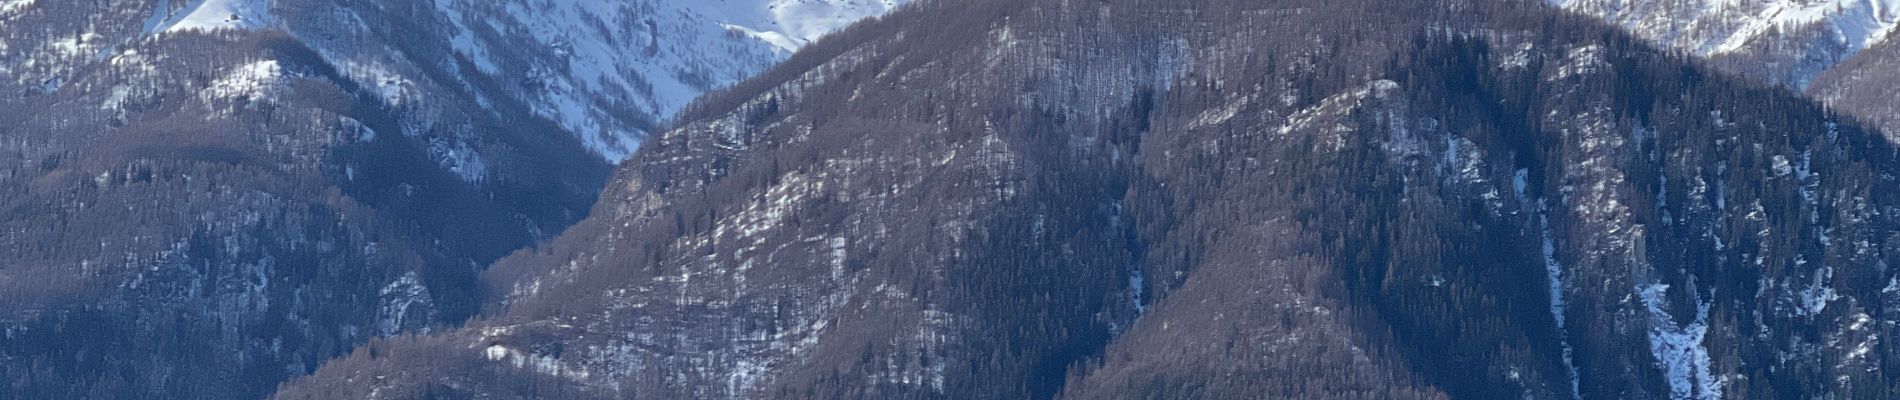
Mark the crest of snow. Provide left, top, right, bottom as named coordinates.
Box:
left=723, top=23, right=808, bottom=53
left=146, top=0, right=275, bottom=35
left=769, top=0, right=901, bottom=44
left=1640, top=283, right=1725, bottom=400
left=202, top=59, right=287, bottom=102
left=688, top=0, right=907, bottom=52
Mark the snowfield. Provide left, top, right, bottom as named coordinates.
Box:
left=146, top=0, right=274, bottom=35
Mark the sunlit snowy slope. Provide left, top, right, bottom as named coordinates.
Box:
left=1554, top=0, right=1900, bottom=87
left=420, top=0, right=909, bottom=160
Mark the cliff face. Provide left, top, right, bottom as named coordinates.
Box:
left=279, top=0, right=1900, bottom=399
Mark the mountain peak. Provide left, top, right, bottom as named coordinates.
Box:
left=1556, top=0, right=1900, bottom=86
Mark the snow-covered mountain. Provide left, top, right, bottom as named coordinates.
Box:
left=1554, top=0, right=1900, bottom=87
left=12, top=0, right=1900, bottom=399
left=13, top=0, right=906, bottom=161
left=0, top=0, right=902, bottom=398
left=406, top=0, right=909, bottom=160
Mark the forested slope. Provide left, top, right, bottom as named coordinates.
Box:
left=279, top=0, right=1900, bottom=398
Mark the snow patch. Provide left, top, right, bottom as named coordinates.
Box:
left=1640, top=283, right=1724, bottom=400
left=201, top=59, right=288, bottom=102
left=480, top=343, right=592, bottom=380
left=1795, top=265, right=1841, bottom=316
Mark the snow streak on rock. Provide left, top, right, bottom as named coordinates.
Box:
left=1540, top=215, right=1583, bottom=398
left=1641, top=283, right=1724, bottom=400
left=1540, top=217, right=1582, bottom=399
left=1519, top=168, right=1582, bottom=400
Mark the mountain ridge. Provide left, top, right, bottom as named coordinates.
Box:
left=1554, top=0, right=1900, bottom=88
left=6, top=0, right=1900, bottom=399
left=277, top=0, right=1900, bottom=398
left=0, top=1, right=902, bottom=398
